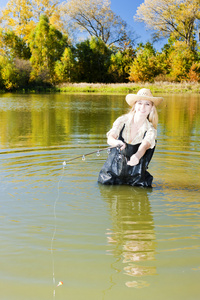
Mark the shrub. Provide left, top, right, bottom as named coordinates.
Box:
left=14, top=58, right=32, bottom=88
left=0, top=55, right=17, bottom=90
left=188, top=63, right=200, bottom=82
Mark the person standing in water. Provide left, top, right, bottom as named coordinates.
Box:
left=98, top=88, right=163, bottom=187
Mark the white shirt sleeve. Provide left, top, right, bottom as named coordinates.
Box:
left=106, top=115, right=128, bottom=138
left=143, top=125, right=157, bottom=149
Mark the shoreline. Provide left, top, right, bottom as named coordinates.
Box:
left=57, top=82, right=200, bottom=94
left=1, top=82, right=200, bottom=94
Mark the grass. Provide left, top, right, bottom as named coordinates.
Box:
left=1, top=82, right=200, bottom=94
left=56, top=82, right=200, bottom=94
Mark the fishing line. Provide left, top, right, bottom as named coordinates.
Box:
left=50, top=145, right=120, bottom=298
left=51, top=164, right=65, bottom=298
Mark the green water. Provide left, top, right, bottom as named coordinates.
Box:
left=0, top=93, right=200, bottom=300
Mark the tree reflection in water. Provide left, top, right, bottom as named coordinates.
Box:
left=99, top=185, right=156, bottom=288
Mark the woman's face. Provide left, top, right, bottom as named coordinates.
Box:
left=134, top=100, right=153, bottom=117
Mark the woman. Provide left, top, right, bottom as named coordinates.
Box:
left=98, top=88, right=163, bottom=187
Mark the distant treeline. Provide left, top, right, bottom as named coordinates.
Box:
left=0, top=0, right=200, bottom=91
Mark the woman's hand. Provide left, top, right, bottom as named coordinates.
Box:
left=127, top=140, right=151, bottom=166
left=127, top=154, right=139, bottom=166
left=117, top=141, right=126, bottom=150
left=107, top=134, right=126, bottom=150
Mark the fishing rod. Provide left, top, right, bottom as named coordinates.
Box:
left=62, top=145, right=122, bottom=165
left=52, top=143, right=122, bottom=293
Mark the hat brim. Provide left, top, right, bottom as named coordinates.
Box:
left=126, top=94, right=163, bottom=107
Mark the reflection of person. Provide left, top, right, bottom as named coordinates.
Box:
left=99, top=185, right=156, bottom=288
left=98, top=88, right=163, bottom=187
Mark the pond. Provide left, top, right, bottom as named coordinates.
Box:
left=0, top=93, right=200, bottom=300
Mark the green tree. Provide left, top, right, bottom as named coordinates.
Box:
left=108, top=45, right=135, bottom=82
left=135, top=0, right=200, bottom=49
left=29, top=15, right=68, bottom=84
left=0, top=55, right=32, bottom=90
left=0, top=55, right=17, bottom=90
left=54, top=47, right=76, bottom=83
left=75, top=37, right=112, bottom=82
left=0, top=29, right=31, bottom=59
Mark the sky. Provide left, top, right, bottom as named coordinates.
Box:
left=0, top=0, right=166, bottom=50
left=110, top=0, right=166, bottom=50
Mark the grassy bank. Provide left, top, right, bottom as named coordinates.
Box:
left=1, top=82, right=200, bottom=94
left=57, top=82, right=200, bottom=94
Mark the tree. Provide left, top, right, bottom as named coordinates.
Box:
left=29, top=15, right=68, bottom=84
left=0, top=55, right=17, bottom=90
left=108, top=45, right=135, bottom=82
left=1, top=0, right=64, bottom=42
left=63, top=0, right=135, bottom=47
left=0, top=29, right=7, bottom=56
left=31, top=0, right=64, bottom=32
left=75, top=37, right=112, bottom=82
left=168, top=41, right=197, bottom=81
left=14, top=58, right=32, bottom=88
left=0, top=29, right=31, bottom=59
left=54, top=47, right=76, bottom=83
left=0, top=0, right=34, bottom=41
left=128, top=43, right=161, bottom=82
left=135, top=0, right=200, bottom=48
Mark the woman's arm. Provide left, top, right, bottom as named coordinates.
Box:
left=127, top=140, right=150, bottom=166
left=107, top=133, right=126, bottom=150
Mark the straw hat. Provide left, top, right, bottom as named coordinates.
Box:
left=126, top=88, right=163, bottom=107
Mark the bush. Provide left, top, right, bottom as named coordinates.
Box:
left=14, top=58, right=32, bottom=88
left=0, top=55, right=17, bottom=90
left=188, top=63, right=200, bottom=82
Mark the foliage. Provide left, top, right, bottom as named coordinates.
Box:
left=1, top=0, right=200, bottom=90
left=1, top=0, right=64, bottom=42
left=0, top=28, right=31, bottom=59
left=128, top=43, right=161, bottom=82
left=168, top=41, right=198, bottom=81
left=75, top=37, right=112, bottom=82
left=14, top=58, right=32, bottom=88
left=135, top=0, right=200, bottom=49
left=1, top=0, right=34, bottom=42
left=54, top=47, right=76, bottom=83
left=29, top=15, right=68, bottom=84
left=63, top=0, right=135, bottom=48
left=0, top=55, right=33, bottom=90
left=108, top=45, right=136, bottom=82
left=0, top=55, right=18, bottom=90
left=188, top=63, right=200, bottom=82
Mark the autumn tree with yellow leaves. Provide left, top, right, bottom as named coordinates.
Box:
left=0, top=0, right=63, bottom=42
left=135, top=0, right=200, bottom=49
left=0, top=0, right=34, bottom=42
left=128, top=43, right=162, bottom=82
